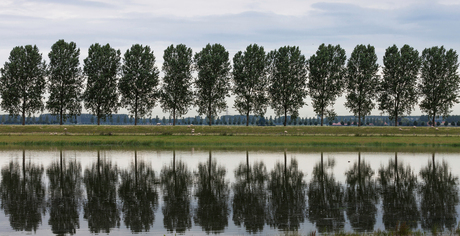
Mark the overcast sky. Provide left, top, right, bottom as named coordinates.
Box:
left=1, top=0, right=460, bottom=118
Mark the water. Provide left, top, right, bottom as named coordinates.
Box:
left=0, top=149, right=459, bottom=235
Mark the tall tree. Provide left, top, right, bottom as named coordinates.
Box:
left=0, top=45, right=46, bottom=125
left=119, top=44, right=159, bottom=125
left=419, top=46, right=459, bottom=126
left=307, top=44, right=346, bottom=126
left=345, top=44, right=379, bottom=127
left=83, top=43, right=121, bottom=125
left=267, top=46, right=308, bottom=126
left=46, top=40, right=84, bottom=125
left=160, top=44, right=194, bottom=126
left=194, top=43, right=231, bottom=126
left=378, top=45, right=420, bottom=126
left=232, top=44, right=269, bottom=126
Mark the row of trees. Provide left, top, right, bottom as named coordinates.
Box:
left=1, top=41, right=458, bottom=126
left=1, top=151, right=457, bottom=233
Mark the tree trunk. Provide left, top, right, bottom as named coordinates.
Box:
left=97, top=117, right=100, bottom=125
left=22, top=111, right=25, bottom=125
left=395, top=113, right=398, bottom=127
left=246, top=112, right=249, bottom=126
left=358, top=113, right=361, bottom=127
left=321, top=114, right=324, bottom=126
left=284, top=109, right=287, bottom=126
left=60, top=109, right=63, bottom=125
left=134, top=111, right=138, bottom=126
left=173, top=109, right=176, bottom=126
left=209, top=113, right=212, bottom=126
left=432, top=112, right=436, bottom=127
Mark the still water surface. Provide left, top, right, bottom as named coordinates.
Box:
left=0, top=149, right=459, bottom=235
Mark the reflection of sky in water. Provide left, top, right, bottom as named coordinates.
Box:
left=0, top=149, right=458, bottom=235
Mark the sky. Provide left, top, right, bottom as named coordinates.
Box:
left=1, top=0, right=460, bottom=118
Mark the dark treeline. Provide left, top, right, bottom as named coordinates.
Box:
left=0, top=41, right=458, bottom=126
left=0, top=150, right=458, bottom=234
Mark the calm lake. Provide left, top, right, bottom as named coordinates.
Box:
left=0, top=149, right=459, bottom=235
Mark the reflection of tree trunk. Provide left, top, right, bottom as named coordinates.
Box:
left=135, top=150, right=138, bottom=187
left=173, top=150, right=176, bottom=188
left=358, top=152, right=362, bottom=194
left=284, top=150, right=287, bottom=185
left=60, top=149, right=64, bottom=187
left=97, top=150, right=101, bottom=178
left=246, top=151, right=249, bottom=182
left=208, top=151, right=212, bottom=189
left=432, top=153, right=436, bottom=176
left=395, top=152, right=399, bottom=184
left=320, top=152, right=324, bottom=195
left=23, top=149, right=26, bottom=188
left=358, top=152, right=361, bottom=179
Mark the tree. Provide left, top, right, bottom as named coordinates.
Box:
left=119, top=44, right=159, bottom=125
left=307, top=44, right=346, bottom=126
left=267, top=46, right=308, bottom=126
left=0, top=45, right=46, bottom=125
left=194, top=44, right=231, bottom=126
left=377, top=45, right=420, bottom=127
left=419, top=46, right=460, bottom=126
left=160, top=44, right=194, bottom=126
left=232, top=44, right=269, bottom=126
left=46, top=40, right=84, bottom=125
left=345, top=44, right=379, bottom=127
left=83, top=43, right=121, bottom=125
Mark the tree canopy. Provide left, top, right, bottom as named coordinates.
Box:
left=83, top=43, right=121, bottom=125
left=378, top=44, right=420, bottom=126
left=194, top=43, right=231, bottom=126
left=0, top=45, right=46, bottom=125
left=345, top=44, right=379, bottom=126
left=267, top=46, right=308, bottom=126
left=232, top=44, right=269, bottom=126
left=307, top=44, right=347, bottom=126
left=160, top=44, right=194, bottom=125
left=46, top=39, right=84, bottom=125
left=419, top=46, right=459, bottom=126
left=119, top=44, right=159, bottom=125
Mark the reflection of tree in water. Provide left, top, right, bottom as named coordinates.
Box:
left=344, top=152, right=378, bottom=232
left=83, top=150, right=120, bottom=233
left=46, top=150, right=82, bottom=235
left=193, top=151, right=230, bottom=234
left=267, top=151, right=306, bottom=231
left=232, top=151, right=268, bottom=233
left=160, top=150, right=193, bottom=233
left=0, top=150, right=45, bottom=232
left=308, top=152, right=345, bottom=233
left=378, top=153, right=419, bottom=230
left=419, top=153, right=459, bottom=231
left=118, top=150, right=158, bottom=233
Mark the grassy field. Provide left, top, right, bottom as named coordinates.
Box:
left=2, top=124, right=460, bottom=136
left=1, top=125, right=460, bottom=149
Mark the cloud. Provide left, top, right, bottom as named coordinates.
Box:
left=1, top=0, right=460, bottom=116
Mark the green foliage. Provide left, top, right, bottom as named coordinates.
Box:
left=232, top=44, right=269, bottom=126
left=119, top=44, right=159, bottom=125
left=419, top=46, right=460, bottom=126
left=83, top=43, right=121, bottom=125
left=307, top=44, right=346, bottom=126
left=267, top=46, right=308, bottom=126
left=46, top=40, right=83, bottom=125
left=160, top=44, right=194, bottom=125
left=0, top=45, right=46, bottom=125
left=345, top=44, right=379, bottom=126
left=378, top=45, right=420, bottom=126
left=194, top=44, right=231, bottom=125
